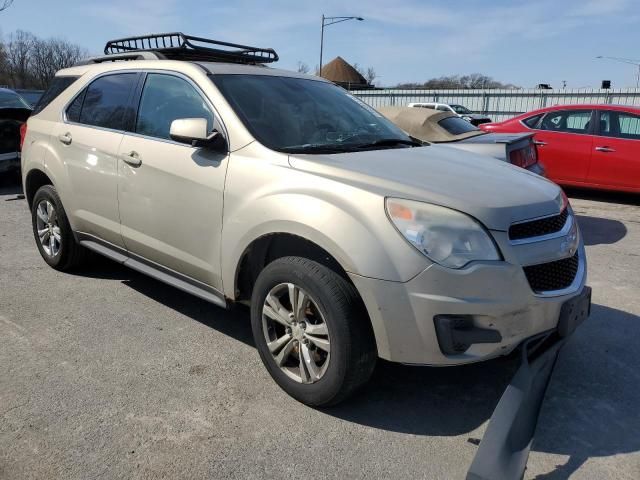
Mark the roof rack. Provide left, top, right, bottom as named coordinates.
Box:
left=102, top=32, right=279, bottom=64
left=76, top=51, right=165, bottom=65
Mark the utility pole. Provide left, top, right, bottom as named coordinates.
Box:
left=319, top=15, right=364, bottom=77
left=596, top=56, right=640, bottom=89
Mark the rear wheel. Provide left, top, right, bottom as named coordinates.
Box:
left=251, top=256, right=377, bottom=406
left=31, top=185, right=88, bottom=271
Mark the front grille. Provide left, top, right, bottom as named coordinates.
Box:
left=523, top=252, right=579, bottom=293
left=509, top=208, right=569, bottom=241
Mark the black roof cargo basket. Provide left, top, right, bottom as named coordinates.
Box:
left=103, top=32, right=279, bottom=64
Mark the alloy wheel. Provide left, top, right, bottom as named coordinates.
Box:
left=35, top=200, right=61, bottom=257
left=262, top=283, right=331, bottom=384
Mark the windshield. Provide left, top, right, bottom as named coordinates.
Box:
left=0, top=90, right=32, bottom=109
left=451, top=104, right=472, bottom=115
left=211, top=74, right=414, bottom=153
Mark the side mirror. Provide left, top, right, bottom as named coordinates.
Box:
left=169, top=118, right=227, bottom=152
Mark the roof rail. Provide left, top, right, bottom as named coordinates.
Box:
left=76, top=51, right=165, bottom=65
left=102, top=32, right=279, bottom=64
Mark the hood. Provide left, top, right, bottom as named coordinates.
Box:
left=466, top=113, right=491, bottom=119
left=289, top=145, right=562, bottom=231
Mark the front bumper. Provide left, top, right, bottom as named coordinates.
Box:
left=349, top=241, right=586, bottom=365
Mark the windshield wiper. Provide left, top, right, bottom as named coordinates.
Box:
left=352, top=138, right=423, bottom=149
left=280, top=144, right=357, bottom=154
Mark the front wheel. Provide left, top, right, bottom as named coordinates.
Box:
left=250, top=256, right=377, bottom=407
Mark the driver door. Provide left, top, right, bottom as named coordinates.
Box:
left=117, top=72, right=228, bottom=290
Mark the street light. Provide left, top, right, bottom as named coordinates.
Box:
left=596, top=55, right=640, bottom=88
left=319, top=15, right=364, bottom=77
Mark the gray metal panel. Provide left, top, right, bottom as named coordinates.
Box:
left=353, top=88, right=640, bottom=121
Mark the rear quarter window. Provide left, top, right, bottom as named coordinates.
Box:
left=32, top=76, right=79, bottom=116
left=522, top=114, right=543, bottom=128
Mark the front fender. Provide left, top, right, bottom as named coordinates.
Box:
left=221, top=192, right=428, bottom=299
left=220, top=145, right=430, bottom=298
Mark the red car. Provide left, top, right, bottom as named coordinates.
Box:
left=480, top=104, right=640, bottom=193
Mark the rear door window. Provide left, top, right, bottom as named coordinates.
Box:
left=32, top=76, right=79, bottom=115
left=539, top=110, right=593, bottom=134
left=598, top=110, right=640, bottom=140
left=73, top=73, right=138, bottom=130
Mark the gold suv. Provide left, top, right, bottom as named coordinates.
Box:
left=21, top=34, right=590, bottom=406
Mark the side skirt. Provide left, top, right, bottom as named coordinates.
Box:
left=77, top=232, right=227, bottom=309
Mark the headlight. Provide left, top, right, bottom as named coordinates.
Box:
left=462, top=115, right=472, bottom=122
left=386, top=198, right=501, bottom=268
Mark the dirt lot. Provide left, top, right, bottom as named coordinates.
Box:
left=1, top=183, right=639, bottom=479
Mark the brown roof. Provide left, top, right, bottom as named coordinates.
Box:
left=320, top=56, right=368, bottom=86
left=378, top=107, right=485, bottom=143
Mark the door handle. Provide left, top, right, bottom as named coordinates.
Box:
left=58, top=132, right=72, bottom=145
left=595, top=146, right=615, bottom=153
left=533, top=140, right=547, bottom=146
left=121, top=151, right=142, bottom=167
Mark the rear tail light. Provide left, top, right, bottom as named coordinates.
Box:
left=509, top=143, right=537, bottom=169
left=19, top=122, right=28, bottom=151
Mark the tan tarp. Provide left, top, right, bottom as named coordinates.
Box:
left=320, top=56, right=367, bottom=86
left=378, top=106, right=485, bottom=143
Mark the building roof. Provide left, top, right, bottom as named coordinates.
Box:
left=320, top=56, right=368, bottom=86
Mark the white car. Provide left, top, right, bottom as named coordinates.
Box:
left=408, top=102, right=492, bottom=126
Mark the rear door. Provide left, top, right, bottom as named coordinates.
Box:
left=49, top=72, right=139, bottom=247
left=532, top=109, right=594, bottom=184
left=587, top=110, right=640, bottom=190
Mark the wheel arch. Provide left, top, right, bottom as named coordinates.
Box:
left=24, top=168, right=54, bottom=210
left=232, top=232, right=351, bottom=304
left=233, top=231, right=383, bottom=362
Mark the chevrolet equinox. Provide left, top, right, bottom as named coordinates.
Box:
left=21, top=34, right=590, bottom=406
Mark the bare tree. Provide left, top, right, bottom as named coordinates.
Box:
left=296, top=61, right=309, bottom=74
left=31, top=38, right=87, bottom=88
left=395, top=73, right=518, bottom=90
left=0, top=0, right=14, bottom=12
left=1, top=30, right=88, bottom=88
left=4, top=30, right=36, bottom=88
left=365, top=67, right=377, bottom=85
left=0, top=42, right=8, bottom=85
left=353, top=63, right=377, bottom=85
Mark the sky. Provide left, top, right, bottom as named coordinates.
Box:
left=1, top=0, right=639, bottom=88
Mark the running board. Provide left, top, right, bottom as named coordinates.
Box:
left=79, top=236, right=227, bottom=309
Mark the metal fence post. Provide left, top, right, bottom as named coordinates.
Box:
left=482, top=90, right=489, bottom=115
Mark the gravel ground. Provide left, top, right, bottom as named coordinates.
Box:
left=1, top=182, right=639, bottom=479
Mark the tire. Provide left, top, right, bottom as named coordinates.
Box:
left=250, top=256, right=377, bottom=407
left=31, top=184, right=88, bottom=271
